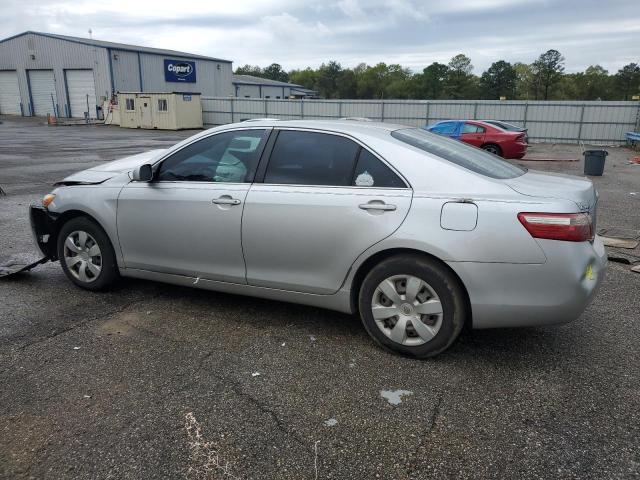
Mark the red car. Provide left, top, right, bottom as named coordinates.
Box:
left=425, top=120, right=528, bottom=159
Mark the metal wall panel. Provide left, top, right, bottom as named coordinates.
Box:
left=0, top=32, right=111, bottom=117
left=340, top=101, right=382, bottom=119
left=200, top=97, right=640, bottom=144
left=235, top=85, right=260, bottom=98
left=139, top=54, right=233, bottom=96
left=111, top=50, right=140, bottom=92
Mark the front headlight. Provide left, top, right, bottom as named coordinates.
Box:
left=42, top=193, right=56, bottom=209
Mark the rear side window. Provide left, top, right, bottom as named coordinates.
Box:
left=462, top=123, right=485, bottom=134
left=264, top=131, right=359, bottom=186
left=391, top=128, right=526, bottom=179
left=352, top=149, right=406, bottom=188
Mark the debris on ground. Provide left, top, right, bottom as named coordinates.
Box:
left=598, top=227, right=640, bottom=239
left=380, top=389, right=413, bottom=406
left=0, top=257, right=49, bottom=278
left=324, top=418, right=338, bottom=427
left=631, top=265, right=640, bottom=274
left=607, top=251, right=640, bottom=264
left=251, top=372, right=260, bottom=377
left=601, top=236, right=639, bottom=249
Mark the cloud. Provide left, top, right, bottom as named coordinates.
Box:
left=0, top=0, right=637, bottom=73
left=260, top=13, right=332, bottom=41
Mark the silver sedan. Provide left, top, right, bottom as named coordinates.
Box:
left=30, top=120, right=606, bottom=357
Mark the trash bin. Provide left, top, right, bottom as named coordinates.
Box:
left=583, top=150, right=607, bottom=176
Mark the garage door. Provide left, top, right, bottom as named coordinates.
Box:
left=0, top=71, right=21, bottom=115
left=28, top=70, right=57, bottom=116
left=66, top=70, right=97, bottom=118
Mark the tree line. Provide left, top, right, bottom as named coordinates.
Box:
left=235, top=50, right=640, bottom=101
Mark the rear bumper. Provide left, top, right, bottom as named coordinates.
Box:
left=504, top=142, right=528, bottom=159
left=29, top=205, right=58, bottom=259
left=448, top=236, right=607, bottom=329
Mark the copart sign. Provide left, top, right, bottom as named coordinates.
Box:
left=164, top=59, right=196, bottom=83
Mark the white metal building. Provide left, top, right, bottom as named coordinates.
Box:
left=0, top=31, right=233, bottom=118
left=233, top=74, right=317, bottom=99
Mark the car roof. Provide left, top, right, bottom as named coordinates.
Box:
left=212, top=119, right=411, bottom=138
left=430, top=119, right=496, bottom=128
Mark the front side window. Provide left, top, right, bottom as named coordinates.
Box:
left=157, top=129, right=268, bottom=182
left=352, top=149, right=407, bottom=188
left=264, top=131, right=359, bottom=186
left=431, top=121, right=457, bottom=135
left=158, top=99, right=168, bottom=112
left=391, top=128, right=526, bottom=179
left=125, top=98, right=135, bottom=111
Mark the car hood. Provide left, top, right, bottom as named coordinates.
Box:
left=55, top=149, right=166, bottom=185
left=505, top=169, right=596, bottom=210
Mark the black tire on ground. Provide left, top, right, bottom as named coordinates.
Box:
left=358, top=254, right=467, bottom=358
left=56, top=216, right=120, bottom=291
left=482, top=143, right=503, bottom=157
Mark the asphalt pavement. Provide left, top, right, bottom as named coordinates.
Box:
left=1, top=116, right=639, bottom=479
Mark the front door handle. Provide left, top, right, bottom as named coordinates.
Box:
left=212, top=197, right=241, bottom=205
left=359, top=202, right=396, bottom=211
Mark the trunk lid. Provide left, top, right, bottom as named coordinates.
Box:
left=505, top=169, right=598, bottom=228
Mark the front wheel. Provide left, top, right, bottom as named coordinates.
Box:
left=358, top=255, right=467, bottom=358
left=57, top=216, right=119, bottom=290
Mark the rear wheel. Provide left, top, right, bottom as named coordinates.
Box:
left=358, top=255, right=467, bottom=358
left=57, top=217, right=119, bottom=290
left=482, top=143, right=502, bottom=157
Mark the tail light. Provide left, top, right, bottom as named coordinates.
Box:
left=518, top=212, right=593, bottom=242
left=516, top=134, right=526, bottom=142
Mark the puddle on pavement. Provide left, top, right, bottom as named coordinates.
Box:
left=380, top=389, right=413, bottom=405
left=98, top=311, right=147, bottom=336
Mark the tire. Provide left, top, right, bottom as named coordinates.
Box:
left=482, top=143, right=503, bottom=157
left=358, top=254, right=467, bottom=358
left=57, top=216, right=119, bottom=291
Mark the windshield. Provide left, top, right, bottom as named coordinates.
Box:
left=391, top=128, right=526, bottom=179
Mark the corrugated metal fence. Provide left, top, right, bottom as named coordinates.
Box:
left=201, top=97, right=640, bottom=144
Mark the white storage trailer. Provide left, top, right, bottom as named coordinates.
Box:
left=118, top=92, right=203, bottom=130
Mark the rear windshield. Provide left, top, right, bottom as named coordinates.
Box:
left=391, top=128, right=526, bottom=179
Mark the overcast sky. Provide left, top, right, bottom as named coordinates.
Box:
left=2, top=0, right=638, bottom=74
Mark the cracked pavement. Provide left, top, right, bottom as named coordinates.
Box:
left=1, top=116, right=639, bottom=479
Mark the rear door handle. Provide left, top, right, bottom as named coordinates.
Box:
left=359, top=202, right=396, bottom=211
left=212, top=197, right=241, bottom=205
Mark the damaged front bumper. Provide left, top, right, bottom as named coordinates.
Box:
left=29, top=205, right=59, bottom=259
left=0, top=206, right=57, bottom=278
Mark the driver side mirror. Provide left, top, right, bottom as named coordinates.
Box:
left=132, top=164, right=153, bottom=182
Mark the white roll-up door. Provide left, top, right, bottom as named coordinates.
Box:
left=28, top=70, right=57, bottom=116
left=66, top=70, right=97, bottom=118
left=0, top=71, right=21, bottom=115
